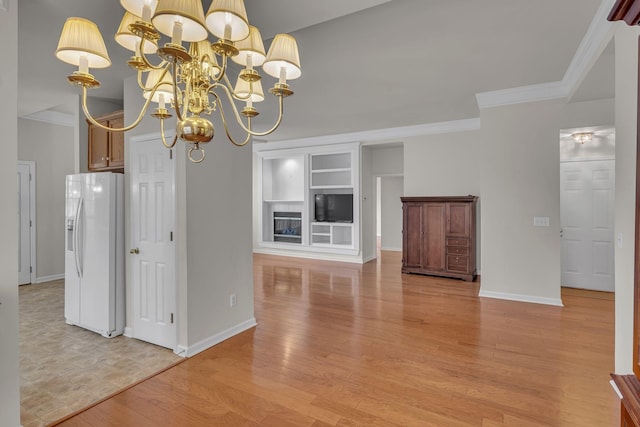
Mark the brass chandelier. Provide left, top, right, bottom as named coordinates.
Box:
left=55, top=0, right=302, bottom=163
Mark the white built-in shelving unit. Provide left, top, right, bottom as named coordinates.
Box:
left=255, top=143, right=360, bottom=261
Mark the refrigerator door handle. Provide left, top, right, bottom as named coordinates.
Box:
left=74, top=197, right=84, bottom=278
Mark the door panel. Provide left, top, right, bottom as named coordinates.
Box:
left=560, top=160, right=615, bottom=291
left=403, top=203, right=423, bottom=268
left=447, top=203, right=470, bottom=236
left=131, top=138, right=176, bottom=349
left=422, top=204, right=445, bottom=271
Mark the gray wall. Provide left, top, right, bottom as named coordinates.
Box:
left=0, top=2, right=20, bottom=424
left=479, top=98, right=614, bottom=304
left=614, top=23, right=640, bottom=374
left=124, top=75, right=255, bottom=353
left=18, top=119, right=74, bottom=280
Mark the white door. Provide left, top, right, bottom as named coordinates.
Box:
left=560, top=160, right=615, bottom=291
left=17, top=162, right=32, bottom=285
left=130, top=137, right=176, bottom=349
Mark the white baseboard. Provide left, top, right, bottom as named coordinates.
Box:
left=362, top=254, right=377, bottom=263
left=381, top=246, right=402, bottom=252
left=34, top=273, right=64, bottom=284
left=478, top=290, right=563, bottom=307
left=253, top=247, right=364, bottom=264
left=123, top=327, right=133, bottom=338
left=181, top=318, right=258, bottom=357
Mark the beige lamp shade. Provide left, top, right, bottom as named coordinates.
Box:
left=115, top=12, right=158, bottom=54
left=191, top=41, right=221, bottom=77
left=120, top=0, right=158, bottom=21
left=143, top=68, right=175, bottom=103
left=234, top=77, right=264, bottom=103
left=231, top=26, right=266, bottom=67
left=205, top=0, right=250, bottom=41
left=55, top=17, right=111, bottom=68
left=263, top=34, right=301, bottom=80
left=152, top=0, right=207, bottom=42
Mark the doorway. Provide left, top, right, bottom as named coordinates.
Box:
left=375, top=175, right=404, bottom=253
left=559, top=128, right=615, bottom=292
left=17, top=161, right=35, bottom=285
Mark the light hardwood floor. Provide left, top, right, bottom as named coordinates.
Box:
left=53, top=252, right=618, bottom=426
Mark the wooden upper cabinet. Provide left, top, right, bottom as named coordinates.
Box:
left=402, top=196, right=477, bottom=281
left=88, top=111, right=124, bottom=172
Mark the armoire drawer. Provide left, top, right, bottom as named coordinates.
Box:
left=446, top=246, right=469, bottom=256
left=447, top=255, right=469, bottom=272
left=446, top=238, right=469, bottom=247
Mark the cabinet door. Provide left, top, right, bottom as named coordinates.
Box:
left=403, top=203, right=423, bottom=268
left=108, top=116, right=124, bottom=168
left=88, top=120, right=109, bottom=170
left=447, top=202, right=470, bottom=236
left=422, top=203, right=446, bottom=271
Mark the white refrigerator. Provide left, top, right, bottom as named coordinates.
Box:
left=65, top=172, right=125, bottom=338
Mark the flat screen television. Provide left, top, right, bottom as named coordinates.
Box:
left=315, top=194, right=353, bottom=223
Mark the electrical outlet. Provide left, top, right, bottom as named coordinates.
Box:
left=230, top=293, right=237, bottom=307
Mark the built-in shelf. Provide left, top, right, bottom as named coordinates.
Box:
left=256, top=142, right=360, bottom=259
left=310, top=152, right=352, bottom=188
left=311, top=222, right=353, bottom=247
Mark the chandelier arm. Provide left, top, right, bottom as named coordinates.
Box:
left=209, top=92, right=251, bottom=147
left=211, top=53, right=228, bottom=83
left=160, top=118, right=178, bottom=149
left=171, top=61, right=185, bottom=122
left=138, top=39, right=167, bottom=70
left=81, top=86, right=153, bottom=132
left=214, top=83, right=285, bottom=137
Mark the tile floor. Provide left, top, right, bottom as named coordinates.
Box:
left=19, top=280, right=181, bottom=427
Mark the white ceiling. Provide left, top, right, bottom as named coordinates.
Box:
left=18, top=0, right=613, bottom=141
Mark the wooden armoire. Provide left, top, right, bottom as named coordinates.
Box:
left=401, top=196, right=477, bottom=281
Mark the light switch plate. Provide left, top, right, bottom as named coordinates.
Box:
left=0, top=0, right=7, bottom=12
left=533, top=216, right=550, bottom=227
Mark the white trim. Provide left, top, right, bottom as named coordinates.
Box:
left=380, top=247, right=402, bottom=252
left=253, top=247, right=364, bottom=264
left=478, top=290, right=564, bottom=307
left=560, top=156, right=616, bottom=163
left=563, top=0, right=616, bottom=101
left=362, top=254, right=377, bottom=263
left=34, top=273, right=64, bottom=284
left=476, top=81, right=567, bottom=109
left=123, top=327, right=133, bottom=338
left=610, top=379, right=623, bottom=399
left=476, top=0, right=616, bottom=109
left=182, top=318, right=257, bottom=357
left=21, top=110, right=75, bottom=127
left=254, top=118, right=481, bottom=152
left=18, top=161, right=36, bottom=285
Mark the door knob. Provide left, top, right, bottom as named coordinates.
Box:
left=130, top=248, right=139, bottom=254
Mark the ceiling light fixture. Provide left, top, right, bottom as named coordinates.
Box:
left=55, top=0, right=302, bottom=163
left=572, top=132, right=593, bottom=144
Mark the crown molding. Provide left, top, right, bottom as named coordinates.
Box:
left=21, top=110, right=75, bottom=127
left=476, top=0, right=616, bottom=109
left=563, top=0, right=616, bottom=100
left=254, top=118, right=481, bottom=152
left=475, top=81, right=567, bottom=109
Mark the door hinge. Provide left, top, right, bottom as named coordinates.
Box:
left=29, top=173, right=32, bottom=181
left=29, top=220, right=32, bottom=227
left=170, top=313, right=174, bottom=324
left=170, top=231, right=173, bottom=241
left=30, top=266, right=32, bottom=273
left=169, top=149, right=173, bottom=160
